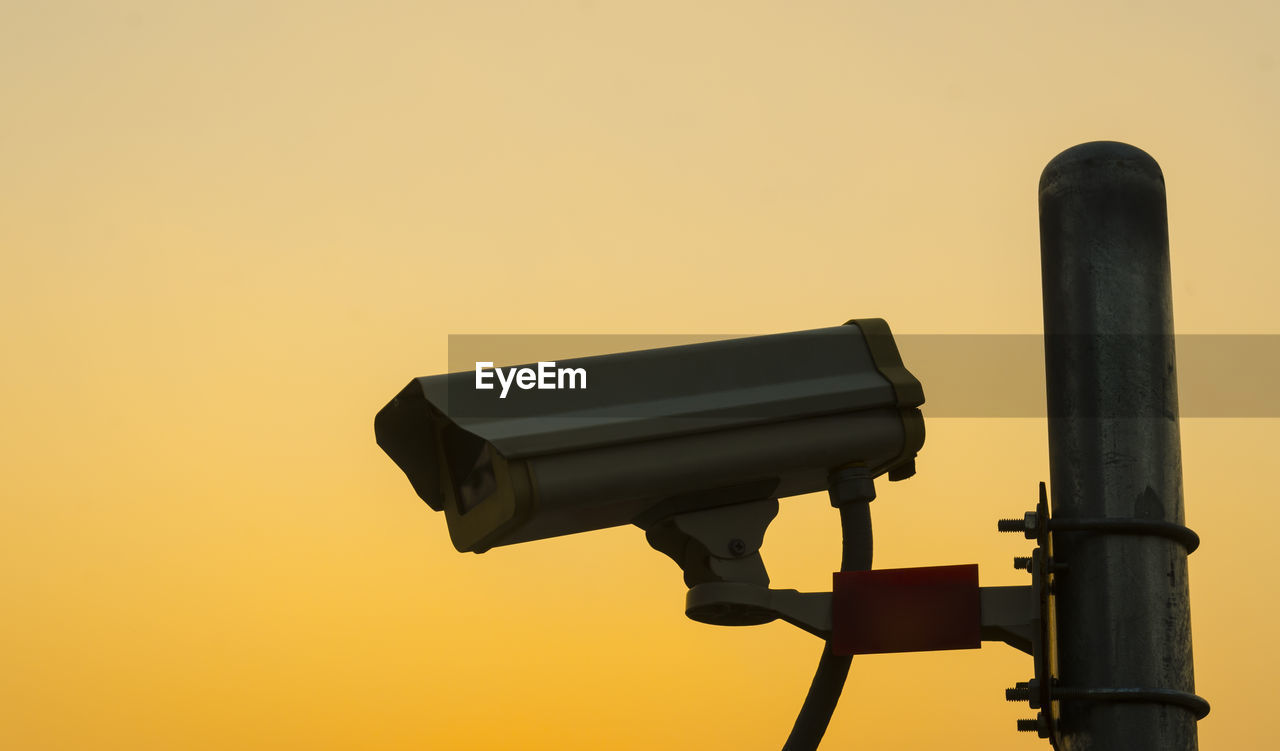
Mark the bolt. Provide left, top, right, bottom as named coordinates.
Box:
left=997, top=512, right=1039, bottom=539
left=1006, top=683, right=1031, bottom=702
left=1016, top=714, right=1049, bottom=736
left=1013, top=556, right=1033, bottom=571
left=728, top=538, right=747, bottom=557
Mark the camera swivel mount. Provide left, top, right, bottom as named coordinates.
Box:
left=639, top=466, right=880, bottom=638
left=641, top=496, right=836, bottom=638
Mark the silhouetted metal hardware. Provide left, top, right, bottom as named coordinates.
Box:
left=998, top=482, right=1210, bottom=746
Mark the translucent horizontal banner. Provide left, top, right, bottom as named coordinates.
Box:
left=444, top=334, right=1280, bottom=418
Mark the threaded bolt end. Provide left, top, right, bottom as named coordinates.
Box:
left=1006, top=686, right=1031, bottom=702
left=997, top=518, right=1023, bottom=532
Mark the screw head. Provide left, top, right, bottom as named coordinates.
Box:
left=728, top=538, right=747, bottom=557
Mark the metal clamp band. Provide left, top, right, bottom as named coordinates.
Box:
left=1048, top=518, right=1200, bottom=554
left=1052, top=686, right=1211, bottom=720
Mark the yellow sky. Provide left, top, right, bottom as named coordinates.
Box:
left=2, top=2, right=1276, bottom=748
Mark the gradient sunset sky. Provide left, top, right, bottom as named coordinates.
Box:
left=3, top=2, right=1277, bottom=749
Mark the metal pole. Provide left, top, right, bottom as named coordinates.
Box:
left=1038, top=142, right=1200, bottom=750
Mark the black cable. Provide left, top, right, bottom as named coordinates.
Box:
left=782, top=494, right=873, bottom=750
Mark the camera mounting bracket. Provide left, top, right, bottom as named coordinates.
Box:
left=643, top=497, right=778, bottom=590
left=643, top=497, right=835, bottom=633
left=685, top=581, right=834, bottom=637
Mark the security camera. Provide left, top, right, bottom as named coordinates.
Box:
left=374, top=318, right=924, bottom=553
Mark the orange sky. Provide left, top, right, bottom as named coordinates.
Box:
left=2, top=2, right=1277, bottom=748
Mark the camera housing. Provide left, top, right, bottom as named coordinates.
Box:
left=374, top=318, right=924, bottom=553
